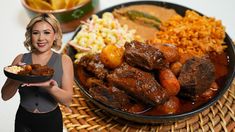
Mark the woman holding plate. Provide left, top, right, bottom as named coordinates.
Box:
left=1, top=13, right=74, bottom=132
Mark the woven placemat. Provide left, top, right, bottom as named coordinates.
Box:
left=60, top=78, right=235, bottom=132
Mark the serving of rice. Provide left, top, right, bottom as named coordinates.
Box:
left=152, top=10, right=227, bottom=57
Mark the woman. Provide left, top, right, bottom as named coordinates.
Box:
left=1, top=13, right=73, bottom=132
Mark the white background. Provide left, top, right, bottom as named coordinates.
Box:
left=0, top=0, right=234, bottom=132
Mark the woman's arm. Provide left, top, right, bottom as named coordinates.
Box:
left=1, top=54, right=23, bottom=101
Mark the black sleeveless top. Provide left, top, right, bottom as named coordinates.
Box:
left=19, top=51, right=63, bottom=112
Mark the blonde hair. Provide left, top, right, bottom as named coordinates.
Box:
left=24, top=13, right=62, bottom=51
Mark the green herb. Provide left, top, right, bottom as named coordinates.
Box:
left=142, top=20, right=160, bottom=29
left=126, top=10, right=161, bottom=24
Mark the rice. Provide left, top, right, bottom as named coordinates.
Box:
left=152, top=10, right=226, bottom=57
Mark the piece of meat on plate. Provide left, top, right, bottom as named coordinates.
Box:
left=178, top=57, right=215, bottom=101
left=124, top=40, right=167, bottom=70
left=88, top=78, right=132, bottom=111
left=107, top=63, right=169, bottom=106
left=79, top=54, right=108, bottom=80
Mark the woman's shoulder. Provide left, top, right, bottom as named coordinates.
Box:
left=12, top=54, right=23, bottom=63
left=51, top=52, right=73, bottom=68
left=61, top=54, right=73, bottom=64
left=16, top=53, right=24, bottom=59
left=61, top=54, right=74, bottom=76
left=52, top=52, right=72, bottom=62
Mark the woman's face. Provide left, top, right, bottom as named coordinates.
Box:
left=31, top=21, right=55, bottom=53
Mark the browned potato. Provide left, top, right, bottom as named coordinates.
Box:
left=159, top=96, right=180, bottom=114
left=24, top=65, right=32, bottom=71
left=100, top=44, right=124, bottom=69
left=159, top=68, right=180, bottom=96
left=170, top=61, right=182, bottom=76
left=152, top=43, right=179, bottom=63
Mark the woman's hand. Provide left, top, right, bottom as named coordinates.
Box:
left=17, top=62, right=26, bottom=66
left=21, top=79, right=58, bottom=91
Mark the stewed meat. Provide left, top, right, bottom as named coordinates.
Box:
left=124, top=40, right=167, bottom=70
left=88, top=78, right=132, bottom=110
left=79, top=54, right=108, bottom=80
left=178, top=57, right=215, bottom=101
left=107, top=63, right=169, bottom=106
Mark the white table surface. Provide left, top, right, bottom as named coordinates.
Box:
left=0, top=0, right=234, bottom=131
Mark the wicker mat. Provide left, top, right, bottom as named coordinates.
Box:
left=60, top=79, right=235, bottom=132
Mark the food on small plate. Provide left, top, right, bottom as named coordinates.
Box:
left=4, top=64, right=54, bottom=83
left=5, top=64, right=54, bottom=77
left=4, top=65, right=24, bottom=74
left=24, top=64, right=54, bottom=76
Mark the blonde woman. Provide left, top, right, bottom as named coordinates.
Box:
left=1, top=13, right=73, bottom=132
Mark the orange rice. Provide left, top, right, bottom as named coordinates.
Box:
left=152, top=10, right=226, bottom=57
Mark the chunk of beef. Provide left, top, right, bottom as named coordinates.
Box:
left=124, top=40, right=167, bottom=70
left=107, top=63, right=169, bottom=106
left=79, top=54, right=108, bottom=80
left=88, top=78, right=131, bottom=111
left=178, top=57, right=215, bottom=101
